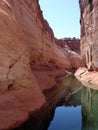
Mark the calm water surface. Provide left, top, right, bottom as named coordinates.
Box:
left=48, top=106, right=81, bottom=130
left=15, top=75, right=98, bottom=130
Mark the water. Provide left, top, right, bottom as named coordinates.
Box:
left=48, top=106, right=82, bottom=130
left=15, top=74, right=98, bottom=130
left=48, top=74, right=82, bottom=130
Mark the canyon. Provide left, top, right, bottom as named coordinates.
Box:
left=0, top=0, right=98, bottom=129
left=79, top=0, right=98, bottom=70
left=75, top=0, right=98, bottom=89
left=0, top=0, right=83, bottom=129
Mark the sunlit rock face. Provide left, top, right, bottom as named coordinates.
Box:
left=0, top=0, right=84, bottom=91
left=0, top=0, right=84, bottom=129
left=79, top=0, right=98, bottom=70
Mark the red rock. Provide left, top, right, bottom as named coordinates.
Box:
left=0, top=87, right=45, bottom=129
left=0, top=0, right=85, bottom=129
left=0, top=110, right=28, bottom=130
left=55, top=38, right=80, bottom=54
left=31, top=63, right=67, bottom=91
left=75, top=67, right=98, bottom=90
left=11, top=87, right=45, bottom=114
left=79, top=0, right=98, bottom=70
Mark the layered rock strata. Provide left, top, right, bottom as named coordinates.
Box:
left=0, top=0, right=83, bottom=91
left=0, top=0, right=84, bottom=129
left=79, top=0, right=98, bottom=70
left=75, top=1, right=98, bottom=90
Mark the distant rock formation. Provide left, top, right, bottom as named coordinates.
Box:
left=56, top=37, right=80, bottom=54
left=79, top=0, right=98, bottom=70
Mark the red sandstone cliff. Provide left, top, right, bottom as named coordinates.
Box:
left=0, top=0, right=83, bottom=91
left=0, top=0, right=84, bottom=129
left=79, top=0, right=98, bottom=70
left=75, top=0, right=98, bottom=90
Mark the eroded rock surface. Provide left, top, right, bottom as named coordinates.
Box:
left=56, top=38, right=80, bottom=54
left=79, top=0, right=98, bottom=70
left=75, top=1, right=98, bottom=90
left=0, top=87, right=45, bottom=130
left=0, top=0, right=84, bottom=129
left=75, top=67, right=98, bottom=90
left=0, top=0, right=84, bottom=91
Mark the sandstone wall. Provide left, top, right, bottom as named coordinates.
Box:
left=79, top=0, right=98, bottom=70
left=0, top=0, right=83, bottom=91
left=56, top=38, right=80, bottom=54
left=0, top=0, right=84, bottom=129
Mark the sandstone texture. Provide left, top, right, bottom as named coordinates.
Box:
left=56, top=38, right=80, bottom=54
left=79, top=0, right=98, bottom=70
left=0, top=87, right=45, bottom=130
left=75, top=67, right=98, bottom=90
left=0, top=0, right=83, bottom=91
left=0, top=0, right=84, bottom=129
left=75, top=0, right=98, bottom=90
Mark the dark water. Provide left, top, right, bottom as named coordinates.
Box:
left=14, top=75, right=98, bottom=130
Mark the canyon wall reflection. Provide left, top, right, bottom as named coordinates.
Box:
left=13, top=75, right=98, bottom=130
left=81, top=88, right=98, bottom=130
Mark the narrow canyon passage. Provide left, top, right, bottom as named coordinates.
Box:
left=0, top=0, right=98, bottom=129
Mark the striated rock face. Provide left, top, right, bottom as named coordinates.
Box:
left=0, top=0, right=84, bottom=129
left=0, top=0, right=83, bottom=91
left=79, top=0, right=98, bottom=70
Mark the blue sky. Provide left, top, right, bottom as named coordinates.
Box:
left=39, top=0, right=80, bottom=39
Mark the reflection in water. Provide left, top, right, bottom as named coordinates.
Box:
left=66, top=75, right=98, bottom=130
left=13, top=75, right=98, bottom=130
left=81, top=88, right=98, bottom=130
left=48, top=106, right=82, bottom=130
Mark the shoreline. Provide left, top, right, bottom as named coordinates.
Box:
left=75, top=67, right=98, bottom=90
